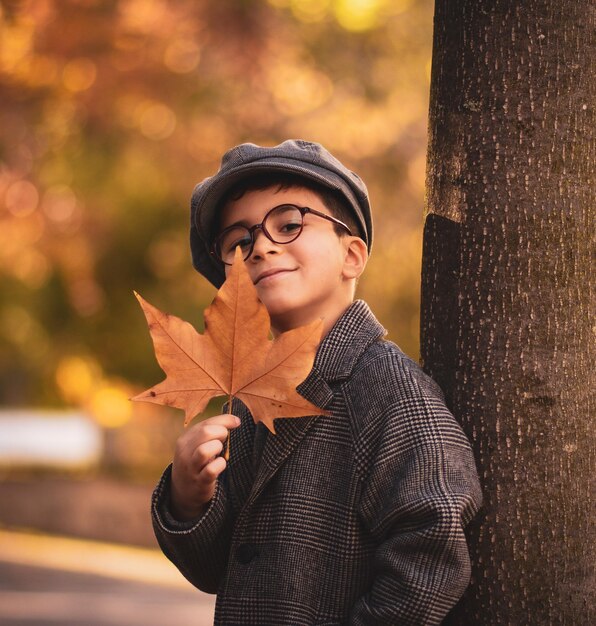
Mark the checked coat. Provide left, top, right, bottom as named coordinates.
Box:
left=152, top=300, right=482, bottom=625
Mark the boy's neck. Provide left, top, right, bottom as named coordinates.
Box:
left=270, top=296, right=355, bottom=339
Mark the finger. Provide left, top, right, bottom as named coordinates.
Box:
left=202, top=414, right=241, bottom=429
left=177, top=415, right=240, bottom=455
left=192, top=439, right=224, bottom=471
left=199, top=455, right=227, bottom=483
left=200, top=424, right=234, bottom=443
left=182, top=415, right=240, bottom=440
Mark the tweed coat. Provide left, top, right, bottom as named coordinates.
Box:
left=152, top=300, right=482, bottom=625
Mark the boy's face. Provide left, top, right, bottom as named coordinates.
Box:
left=218, top=186, right=364, bottom=335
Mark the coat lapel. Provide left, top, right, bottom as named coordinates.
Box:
left=246, top=371, right=334, bottom=507
left=227, top=399, right=257, bottom=507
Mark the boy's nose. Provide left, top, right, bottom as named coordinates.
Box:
left=250, top=229, right=280, bottom=260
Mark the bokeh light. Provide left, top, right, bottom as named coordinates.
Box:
left=62, top=57, right=97, bottom=92
left=90, top=384, right=133, bottom=429
left=55, top=356, right=99, bottom=405
left=5, top=180, right=39, bottom=217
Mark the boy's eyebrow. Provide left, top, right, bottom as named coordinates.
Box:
left=220, top=217, right=253, bottom=231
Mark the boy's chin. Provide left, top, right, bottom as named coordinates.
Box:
left=266, top=308, right=295, bottom=334
left=264, top=300, right=305, bottom=334
left=258, top=291, right=291, bottom=314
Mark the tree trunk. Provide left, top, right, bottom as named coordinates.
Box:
left=421, top=1, right=595, bottom=624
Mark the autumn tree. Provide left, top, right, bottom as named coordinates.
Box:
left=421, top=0, right=594, bottom=623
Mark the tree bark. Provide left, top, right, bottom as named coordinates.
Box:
left=421, top=1, right=595, bottom=624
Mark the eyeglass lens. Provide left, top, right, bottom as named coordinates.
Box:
left=216, top=204, right=303, bottom=264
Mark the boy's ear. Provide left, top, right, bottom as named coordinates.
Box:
left=342, top=237, right=368, bottom=280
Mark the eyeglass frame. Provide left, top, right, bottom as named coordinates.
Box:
left=210, top=203, right=354, bottom=266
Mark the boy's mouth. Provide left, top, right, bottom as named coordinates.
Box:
left=254, top=268, right=295, bottom=285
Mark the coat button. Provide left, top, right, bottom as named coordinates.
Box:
left=236, top=543, right=259, bottom=564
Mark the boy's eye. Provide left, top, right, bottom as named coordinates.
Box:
left=268, top=205, right=303, bottom=239
left=221, top=231, right=252, bottom=254
left=228, top=237, right=251, bottom=252
left=278, top=220, right=302, bottom=235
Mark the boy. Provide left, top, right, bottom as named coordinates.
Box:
left=152, top=140, right=482, bottom=625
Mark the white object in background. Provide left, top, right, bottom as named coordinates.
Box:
left=0, top=410, right=102, bottom=467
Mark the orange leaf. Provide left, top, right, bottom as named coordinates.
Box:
left=132, top=248, right=328, bottom=433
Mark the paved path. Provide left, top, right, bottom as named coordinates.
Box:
left=0, top=529, right=215, bottom=626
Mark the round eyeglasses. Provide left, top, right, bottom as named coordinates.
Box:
left=211, top=203, right=353, bottom=265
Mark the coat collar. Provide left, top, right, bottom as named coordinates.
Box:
left=234, top=300, right=386, bottom=510
left=311, top=299, right=387, bottom=383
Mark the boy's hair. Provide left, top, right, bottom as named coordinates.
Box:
left=214, top=173, right=360, bottom=240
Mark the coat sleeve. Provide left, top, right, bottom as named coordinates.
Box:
left=151, top=463, right=235, bottom=593
left=348, top=367, right=482, bottom=625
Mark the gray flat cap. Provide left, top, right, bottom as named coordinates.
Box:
left=190, top=139, right=373, bottom=287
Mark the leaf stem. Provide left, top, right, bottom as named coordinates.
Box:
left=224, top=394, right=233, bottom=461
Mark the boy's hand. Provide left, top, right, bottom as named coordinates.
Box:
left=169, top=414, right=241, bottom=522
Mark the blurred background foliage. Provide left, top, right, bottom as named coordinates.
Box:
left=0, top=0, right=433, bottom=477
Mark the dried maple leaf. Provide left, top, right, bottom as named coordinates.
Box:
left=132, top=248, right=328, bottom=434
